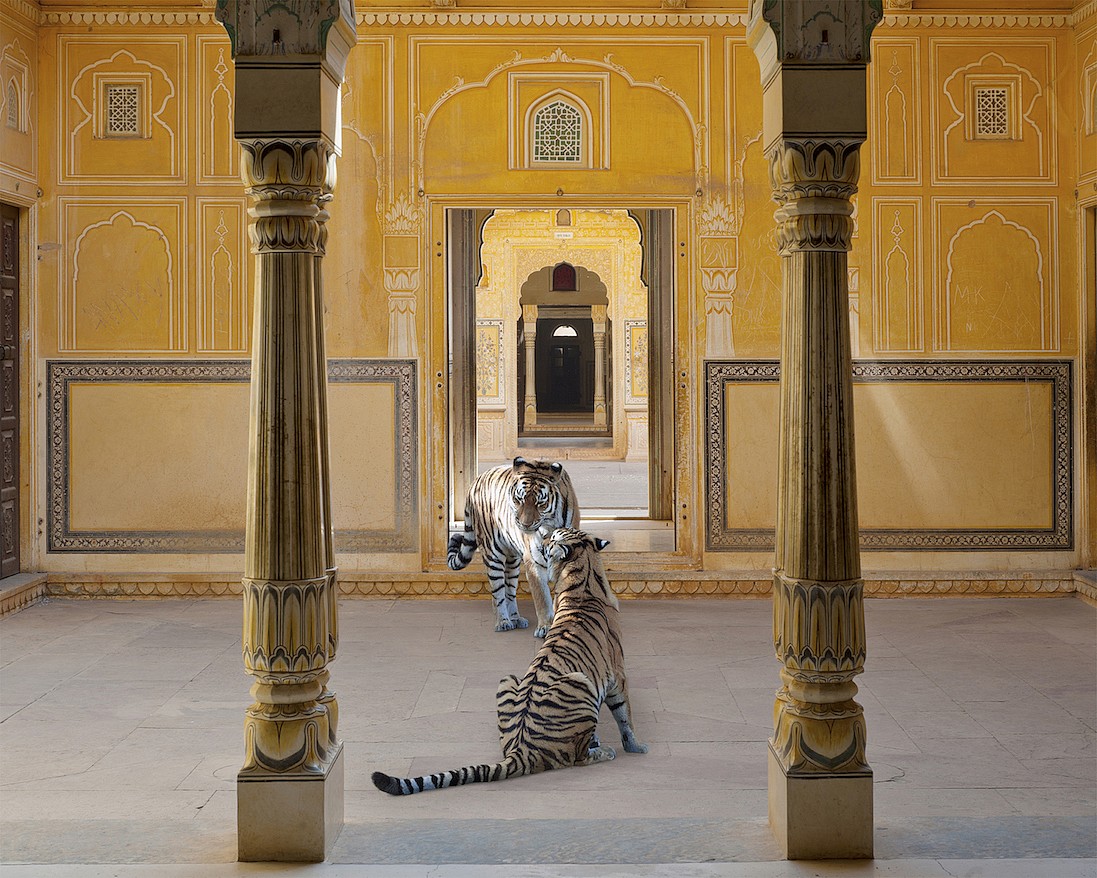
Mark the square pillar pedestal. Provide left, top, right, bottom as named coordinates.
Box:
left=238, top=745, right=345, bottom=862
left=768, top=742, right=873, bottom=860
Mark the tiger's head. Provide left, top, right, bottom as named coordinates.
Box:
left=510, top=456, right=567, bottom=535
left=544, top=527, right=618, bottom=609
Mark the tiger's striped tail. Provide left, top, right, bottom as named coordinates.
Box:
left=371, top=754, right=524, bottom=796
left=447, top=531, right=477, bottom=570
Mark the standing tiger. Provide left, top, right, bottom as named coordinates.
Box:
left=447, top=456, right=579, bottom=637
left=373, top=527, right=647, bottom=796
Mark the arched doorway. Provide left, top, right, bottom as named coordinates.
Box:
left=517, top=258, right=611, bottom=438
left=447, top=206, right=675, bottom=534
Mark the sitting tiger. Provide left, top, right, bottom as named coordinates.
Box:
left=448, top=456, right=579, bottom=637
left=373, top=527, right=647, bottom=796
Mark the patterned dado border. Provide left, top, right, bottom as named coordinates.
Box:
left=705, top=359, right=1073, bottom=552
left=25, top=570, right=1085, bottom=609
left=47, top=359, right=418, bottom=554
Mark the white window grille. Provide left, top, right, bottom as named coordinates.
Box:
left=552, top=325, right=578, bottom=337
left=5, top=82, right=18, bottom=131
left=532, top=100, right=582, bottom=163
left=106, top=84, right=140, bottom=136
left=974, top=86, right=1008, bottom=139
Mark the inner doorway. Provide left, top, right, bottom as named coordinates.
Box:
left=539, top=320, right=590, bottom=413
left=448, top=206, right=674, bottom=549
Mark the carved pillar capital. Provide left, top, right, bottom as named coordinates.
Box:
left=767, top=138, right=863, bottom=254
left=239, top=138, right=335, bottom=254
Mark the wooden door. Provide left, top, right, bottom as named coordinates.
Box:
left=0, top=204, right=19, bottom=578
left=643, top=208, right=675, bottom=522
left=547, top=343, right=581, bottom=410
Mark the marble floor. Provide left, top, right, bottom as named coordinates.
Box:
left=1, top=595, right=1095, bottom=877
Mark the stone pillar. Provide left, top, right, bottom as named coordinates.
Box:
left=522, top=304, right=538, bottom=429
left=592, top=305, right=608, bottom=427
left=215, top=0, right=356, bottom=863
left=748, top=0, right=882, bottom=861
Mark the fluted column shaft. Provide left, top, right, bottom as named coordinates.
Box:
left=239, top=138, right=338, bottom=778
left=768, top=137, right=868, bottom=777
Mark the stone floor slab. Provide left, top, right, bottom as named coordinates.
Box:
left=1, top=596, right=1094, bottom=871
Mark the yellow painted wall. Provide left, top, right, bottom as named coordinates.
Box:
left=723, top=381, right=1055, bottom=532
left=2, top=1, right=1093, bottom=584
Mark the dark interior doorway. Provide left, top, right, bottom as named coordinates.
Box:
left=536, top=317, right=593, bottom=412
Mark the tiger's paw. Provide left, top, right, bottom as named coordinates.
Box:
left=515, top=616, right=529, bottom=629
left=494, top=619, right=518, bottom=632
left=624, top=740, right=649, bottom=754
left=534, top=625, right=549, bottom=638
left=588, top=745, right=616, bottom=763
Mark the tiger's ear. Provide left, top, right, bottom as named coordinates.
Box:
left=548, top=540, right=572, bottom=563
left=513, top=456, right=528, bottom=469
left=595, top=538, right=610, bottom=552
left=550, top=461, right=563, bottom=475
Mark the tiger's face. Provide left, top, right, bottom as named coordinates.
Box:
left=545, top=527, right=617, bottom=608
left=511, top=458, right=565, bottom=534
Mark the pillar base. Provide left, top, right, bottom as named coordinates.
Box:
left=768, top=741, right=873, bottom=860
left=238, top=743, right=344, bottom=862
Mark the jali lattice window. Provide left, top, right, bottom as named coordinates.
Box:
left=973, top=86, right=1009, bottom=139
left=106, top=84, right=141, bottom=137
left=533, top=100, right=582, bottom=163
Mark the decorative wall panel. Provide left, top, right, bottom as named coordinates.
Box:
left=60, top=198, right=187, bottom=353
left=47, top=360, right=418, bottom=553
left=729, top=42, right=781, bottom=357
left=930, top=38, right=1056, bottom=186
left=1080, top=33, right=1097, bottom=184
left=932, top=198, right=1058, bottom=352
left=327, top=37, right=393, bottom=359
left=196, top=36, right=237, bottom=184
left=625, top=319, right=648, bottom=403
left=705, top=360, right=1072, bottom=551
left=475, top=319, right=504, bottom=405
left=196, top=198, right=249, bottom=353
left=0, top=22, right=36, bottom=189
left=870, top=38, right=921, bottom=185
left=872, top=198, right=923, bottom=352
left=414, top=36, right=707, bottom=196
left=60, top=35, right=185, bottom=184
